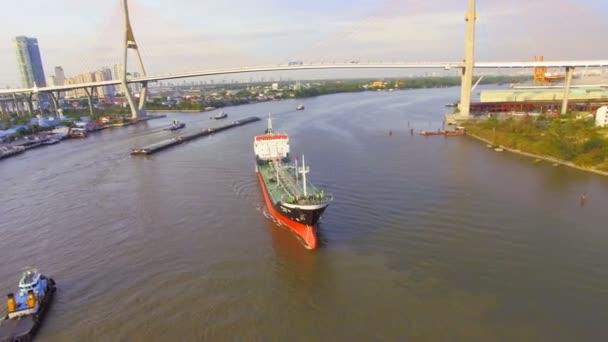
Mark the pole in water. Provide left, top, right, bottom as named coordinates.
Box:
left=580, top=193, right=587, bottom=206
left=389, top=130, right=392, bottom=136
left=410, top=128, right=414, bottom=136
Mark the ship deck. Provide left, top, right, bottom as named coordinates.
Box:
left=258, top=162, right=327, bottom=205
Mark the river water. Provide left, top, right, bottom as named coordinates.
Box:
left=1, top=88, right=607, bottom=341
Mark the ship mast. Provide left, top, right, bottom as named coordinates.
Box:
left=266, top=113, right=273, bottom=134
left=299, top=154, right=309, bottom=196
left=295, top=157, right=298, bottom=186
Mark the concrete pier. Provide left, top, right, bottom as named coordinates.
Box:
left=131, top=116, right=261, bottom=155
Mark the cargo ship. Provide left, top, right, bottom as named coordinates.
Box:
left=254, top=115, right=332, bottom=249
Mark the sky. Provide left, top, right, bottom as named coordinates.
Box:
left=1, top=0, right=607, bottom=87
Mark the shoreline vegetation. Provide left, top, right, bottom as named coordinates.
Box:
left=464, top=115, right=608, bottom=175
left=1, top=75, right=529, bottom=127
left=143, top=75, right=530, bottom=113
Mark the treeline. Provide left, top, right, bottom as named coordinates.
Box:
left=465, top=115, right=608, bottom=171
left=395, top=75, right=530, bottom=89
left=294, top=82, right=366, bottom=98
left=147, top=101, right=204, bottom=111
left=293, top=75, right=531, bottom=98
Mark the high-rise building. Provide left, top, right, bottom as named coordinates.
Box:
left=112, top=64, right=124, bottom=81
left=54, top=66, right=65, bottom=86
left=64, top=72, right=96, bottom=99
left=13, top=36, right=47, bottom=88
left=95, top=67, right=114, bottom=98
left=47, top=75, right=56, bottom=87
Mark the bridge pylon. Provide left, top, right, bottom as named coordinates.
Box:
left=121, top=0, right=148, bottom=120
left=458, top=0, right=476, bottom=118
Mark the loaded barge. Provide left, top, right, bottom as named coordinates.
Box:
left=0, top=268, right=56, bottom=342
left=131, top=116, right=260, bottom=155
left=254, top=115, right=332, bottom=249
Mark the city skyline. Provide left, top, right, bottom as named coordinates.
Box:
left=1, top=0, right=607, bottom=87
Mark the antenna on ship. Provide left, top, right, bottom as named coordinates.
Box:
left=295, top=157, right=298, bottom=186
left=299, top=154, right=310, bottom=196
left=266, top=113, right=273, bottom=134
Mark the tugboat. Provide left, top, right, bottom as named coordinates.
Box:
left=0, top=268, right=56, bottom=342
left=164, top=120, right=186, bottom=131
left=211, top=111, right=228, bottom=120
left=254, top=115, right=332, bottom=250
left=296, top=104, right=305, bottom=111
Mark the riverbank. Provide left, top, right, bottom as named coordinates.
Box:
left=0, top=115, right=166, bottom=162
left=463, top=118, right=608, bottom=176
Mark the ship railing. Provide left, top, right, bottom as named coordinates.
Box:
left=281, top=193, right=333, bottom=205
left=273, top=163, right=301, bottom=198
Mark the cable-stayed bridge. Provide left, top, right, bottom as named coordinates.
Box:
left=2, top=0, right=608, bottom=120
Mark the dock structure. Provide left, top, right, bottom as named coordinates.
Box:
left=130, top=116, right=261, bottom=155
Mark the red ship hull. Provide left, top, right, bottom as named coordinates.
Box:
left=257, top=172, right=317, bottom=250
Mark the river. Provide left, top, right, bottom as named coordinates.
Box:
left=1, top=88, right=607, bottom=341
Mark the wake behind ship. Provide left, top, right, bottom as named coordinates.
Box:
left=254, top=115, right=332, bottom=249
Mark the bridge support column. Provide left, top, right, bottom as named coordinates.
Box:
left=84, top=87, right=95, bottom=118
left=12, top=94, right=21, bottom=116
left=560, top=67, right=574, bottom=115
left=137, top=82, right=148, bottom=117
left=121, top=81, right=138, bottom=120
left=49, top=92, right=61, bottom=118
left=26, top=94, right=34, bottom=116
left=458, top=0, right=476, bottom=118
left=36, top=93, right=44, bottom=115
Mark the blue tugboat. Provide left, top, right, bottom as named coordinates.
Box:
left=0, top=268, right=56, bottom=342
left=164, top=120, right=186, bottom=131
left=211, top=111, right=228, bottom=120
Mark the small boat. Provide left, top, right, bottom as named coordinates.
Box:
left=68, top=128, right=87, bottom=138
left=42, top=138, right=61, bottom=145
left=164, top=120, right=186, bottom=131
left=494, top=148, right=504, bottom=152
left=419, top=130, right=445, bottom=136
left=0, top=146, right=25, bottom=160
left=211, top=111, right=228, bottom=120
left=0, top=268, right=56, bottom=342
left=296, top=104, right=305, bottom=110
